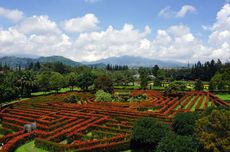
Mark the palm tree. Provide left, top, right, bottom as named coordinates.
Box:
left=16, top=71, right=37, bottom=97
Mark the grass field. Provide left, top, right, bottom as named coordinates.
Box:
left=15, top=141, right=47, bottom=152
left=215, top=94, right=230, bottom=101
left=31, top=87, right=80, bottom=96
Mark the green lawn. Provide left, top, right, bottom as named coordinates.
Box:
left=190, top=97, right=200, bottom=111
left=151, top=86, right=165, bottom=90
left=15, top=141, right=48, bottom=152
left=215, top=94, right=230, bottom=101
left=31, top=87, right=80, bottom=96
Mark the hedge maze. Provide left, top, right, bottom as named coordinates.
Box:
left=0, top=91, right=229, bottom=152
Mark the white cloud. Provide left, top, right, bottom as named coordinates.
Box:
left=208, top=4, right=230, bottom=59
left=63, top=13, right=99, bottom=33
left=0, top=4, right=230, bottom=63
left=0, top=7, right=24, bottom=22
left=158, top=6, right=175, bottom=18
left=176, top=5, right=197, bottom=17
left=159, top=5, right=197, bottom=18
left=151, top=25, right=207, bottom=61
left=15, top=15, right=60, bottom=34
left=73, top=24, right=151, bottom=61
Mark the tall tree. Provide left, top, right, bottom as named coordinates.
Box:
left=49, top=72, right=65, bottom=93
left=37, top=72, right=52, bottom=93
left=152, top=65, right=159, bottom=77
left=16, top=71, right=37, bottom=97
left=194, top=79, right=203, bottom=91
left=195, top=109, right=230, bottom=152
left=94, top=74, right=114, bottom=93
left=66, top=72, right=78, bottom=91
left=76, top=73, right=96, bottom=91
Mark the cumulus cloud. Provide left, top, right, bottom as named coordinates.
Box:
left=63, top=14, right=99, bottom=33
left=15, top=15, right=60, bottom=34
left=0, top=4, right=230, bottom=62
left=208, top=4, right=230, bottom=59
left=0, top=7, right=24, bottom=22
left=73, top=24, right=151, bottom=61
left=176, top=5, right=197, bottom=17
left=159, top=5, right=197, bottom=18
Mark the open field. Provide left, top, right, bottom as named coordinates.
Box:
left=215, top=94, right=230, bottom=102
left=0, top=90, right=229, bottom=152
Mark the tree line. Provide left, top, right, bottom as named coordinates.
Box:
left=1, top=59, right=230, bottom=101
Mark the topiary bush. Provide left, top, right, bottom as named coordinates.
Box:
left=95, top=90, right=112, bottom=102
left=131, top=117, right=172, bottom=151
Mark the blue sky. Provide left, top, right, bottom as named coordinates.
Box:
left=0, top=0, right=225, bottom=34
left=0, top=0, right=229, bottom=62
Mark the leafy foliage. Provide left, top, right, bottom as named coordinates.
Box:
left=76, top=73, right=95, bottom=91
left=195, top=109, right=230, bottom=152
left=63, top=95, right=78, bottom=103
left=94, top=74, right=114, bottom=93
left=131, top=117, right=172, bottom=151
left=156, top=134, right=197, bottom=152
left=49, top=72, right=65, bottom=93
left=194, top=79, right=204, bottom=91
left=65, top=72, right=78, bottom=91
left=95, top=90, right=112, bottom=102
left=172, top=112, right=199, bottom=136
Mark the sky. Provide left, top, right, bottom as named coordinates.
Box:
left=0, top=0, right=229, bottom=62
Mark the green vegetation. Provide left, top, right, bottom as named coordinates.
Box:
left=95, top=90, right=112, bottom=102
left=215, top=94, right=230, bottom=101
left=131, top=117, right=172, bottom=151
left=195, top=109, right=230, bottom=152
left=172, top=112, right=199, bottom=136
left=63, top=95, right=78, bottom=103
left=194, top=79, right=204, bottom=91
left=156, top=134, right=197, bottom=152
left=15, top=140, right=48, bottom=152
left=94, top=74, right=114, bottom=93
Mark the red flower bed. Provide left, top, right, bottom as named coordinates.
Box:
left=0, top=90, right=227, bottom=152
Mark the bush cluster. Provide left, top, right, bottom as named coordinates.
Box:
left=95, top=90, right=112, bottom=102
left=63, top=95, right=78, bottom=103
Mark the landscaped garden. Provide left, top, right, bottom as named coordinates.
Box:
left=0, top=90, right=229, bottom=152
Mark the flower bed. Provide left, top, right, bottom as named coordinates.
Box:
left=0, top=90, right=227, bottom=151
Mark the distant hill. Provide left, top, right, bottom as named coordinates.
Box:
left=0, top=55, right=187, bottom=68
left=0, top=56, right=82, bottom=68
left=84, top=55, right=186, bottom=68
left=37, top=56, right=81, bottom=67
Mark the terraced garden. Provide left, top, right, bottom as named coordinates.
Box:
left=0, top=90, right=229, bottom=152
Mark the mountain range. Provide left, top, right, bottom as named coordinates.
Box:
left=0, top=55, right=186, bottom=68
left=83, top=56, right=186, bottom=67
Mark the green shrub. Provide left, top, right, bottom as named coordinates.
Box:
left=131, top=117, right=172, bottom=151
left=172, top=112, right=199, bottom=136
left=35, top=138, right=66, bottom=152
left=194, top=79, right=204, bottom=91
left=195, top=109, right=230, bottom=152
left=95, top=90, right=112, bottom=102
left=63, top=95, right=78, bottom=103
left=156, top=134, right=197, bottom=152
